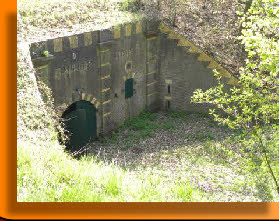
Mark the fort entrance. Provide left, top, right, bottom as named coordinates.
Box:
left=62, top=101, right=97, bottom=152
left=30, top=20, right=237, bottom=151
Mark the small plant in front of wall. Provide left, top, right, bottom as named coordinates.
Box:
left=41, top=50, right=49, bottom=57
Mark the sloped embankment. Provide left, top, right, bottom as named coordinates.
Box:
left=17, top=0, right=144, bottom=202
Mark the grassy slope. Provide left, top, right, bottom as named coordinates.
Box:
left=18, top=0, right=143, bottom=43
left=89, top=111, right=279, bottom=201
left=138, top=0, right=246, bottom=75
left=17, top=0, right=278, bottom=201
left=17, top=0, right=145, bottom=202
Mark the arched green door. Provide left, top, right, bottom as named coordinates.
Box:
left=62, top=101, right=97, bottom=152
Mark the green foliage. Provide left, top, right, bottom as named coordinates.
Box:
left=42, top=50, right=49, bottom=57
left=18, top=108, right=279, bottom=201
left=17, top=45, right=57, bottom=141
left=191, top=0, right=279, bottom=194
left=17, top=0, right=279, bottom=202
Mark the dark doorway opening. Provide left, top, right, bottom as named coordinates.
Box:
left=61, top=100, right=97, bottom=154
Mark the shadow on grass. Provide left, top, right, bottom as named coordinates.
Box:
left=85, top=110, right=278, bottom=201
left=89, top=110, right=233, bottom=170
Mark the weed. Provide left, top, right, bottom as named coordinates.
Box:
left=41, top=50, right=49, bottom=57
left=175, top=182, right=198, bottom=202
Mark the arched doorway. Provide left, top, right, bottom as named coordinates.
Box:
left=61, top=100, right=97, bottom=153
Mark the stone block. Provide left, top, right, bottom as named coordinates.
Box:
left=147, top=71, right=157, bottom=82
left=53, top=38, right=63, bottom=53
left=100, top=29, right=113, bottom=42
left=100, top=64, right=111, bottom=78
left=125, top=24, right=132, bottom=37
left=68, top=36, right=78, bottom=48
left=135, top=21, right=142, bottom=34
left=103, top=100, right=112, bottom=113
left=147, top=60, right=157, bottom=73
left=100, top=49, right=111, bottom=65
left=84, top=32, right=93, bottom=46
left=102, top=89, right=111, bottom=101
left=113, top=26, right=121, bottom=39
left=147, top=82, right=157, bottom=94
left=102, top=77, right=112, bottom=88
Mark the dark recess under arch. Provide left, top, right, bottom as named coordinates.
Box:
left=61, top=100, right=97, bottom=153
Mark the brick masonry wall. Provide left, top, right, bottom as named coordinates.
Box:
left=29, top=19, right=236, bottom=137
left=159, top=35, right=217, bottom=112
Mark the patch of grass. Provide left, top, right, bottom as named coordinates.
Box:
left=18, top=140, right=121, bottom=202
left=175, top=181, right=201, bottom=202
left=18, top=139, right=210, bottom=202
left=101, top=110, right=175, bottom=149
left=165, top=110, right=220, bottom=129
left=120, top=110, right=158, bottom=129
left=160, top=121, right=175, bottom=130
left=186, top=131, right=218, bottom=142
left=91, top=109, right=278, bottom=201
left=165, top=110, right=193, bottom=118
left=18, top=113, right=279, bottom=202
left=120, top=0, right=143, bottom=12
left=166, top=110, right=213, bottom=119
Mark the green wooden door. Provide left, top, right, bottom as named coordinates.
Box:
left=62, top=101, right=97, bottom=152
left=125, top=78, right=134, bottom=99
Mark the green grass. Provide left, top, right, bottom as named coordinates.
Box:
left=90, top=111, right=278, bottom=202
left=18, top=110, right=279, bottom=201
left=17, top=138, right=205, bottom=202
left=165, top=110, right=197, bottom=118
left=175, top=181, right=201, bottom=202
left=17, top=0, right=279, bottom=202
left=100, top=110, right=174, bottom=149
left=18, top=45, right=279, bottom=201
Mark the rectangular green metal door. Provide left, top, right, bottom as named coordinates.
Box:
left=125, top=78, right=134, bottom=99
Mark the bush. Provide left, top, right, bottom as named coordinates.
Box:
left=191, top=0, right=279, bottom=194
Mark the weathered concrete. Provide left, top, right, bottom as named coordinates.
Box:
left=29, top=19, right=237, bottom=137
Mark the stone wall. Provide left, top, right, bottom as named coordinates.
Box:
left=29, top=19, right=237, bottom=137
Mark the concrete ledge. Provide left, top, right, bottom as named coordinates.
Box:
left=32, top=54, right=54, bottom=68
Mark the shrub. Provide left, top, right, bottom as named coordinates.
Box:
left=191, top=0, right=279, bottom=194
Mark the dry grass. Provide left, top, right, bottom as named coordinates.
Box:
left=17, top=0, right=143, bottom=43
left=139, top=0, right=247, bottom=74
left=89, top=111, right=279, bottom=201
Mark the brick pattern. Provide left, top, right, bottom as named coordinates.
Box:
left=81, top=92, right=100, bottom=109
left=113, top=21, right=144, bottom=39
left=43, top=31, right=97, bottom=56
